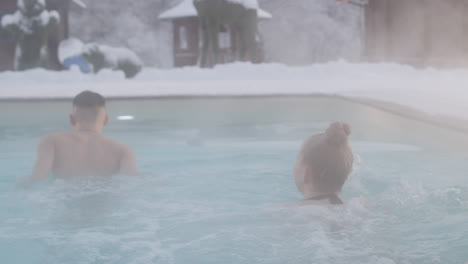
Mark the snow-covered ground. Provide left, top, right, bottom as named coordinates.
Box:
left=1, top=62, right=467, bottom=125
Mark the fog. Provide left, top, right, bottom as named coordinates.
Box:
left=69, top=0, right=176, bottom=67
left=68, top=0, right=362, bottom=67
left=259, top=0, right=362, bottom=64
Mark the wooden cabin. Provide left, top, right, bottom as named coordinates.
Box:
left=159, top=0, right=272, bottom=67
left=0, top=0, right=83, bottom=71
left=364, top=0, right=468, bottom=67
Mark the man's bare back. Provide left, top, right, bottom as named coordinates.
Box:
left=36, top=131, right=137, bottom=178
left=24, top=91, right=138, bottom=185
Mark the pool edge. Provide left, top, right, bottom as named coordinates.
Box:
left=1, top=93, right=468, bottom=135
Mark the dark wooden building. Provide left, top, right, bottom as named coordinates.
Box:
left=159, top=0, right=272, bottom=67
left=364, top=0, right=468, bottom=66
left=0, top=0, right=76, bottom=71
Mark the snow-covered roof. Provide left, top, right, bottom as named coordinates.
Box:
left=159, top=0, right=272, bottom=20
left=72, top=0, right=87, bottom=9
left=226, top=0, right=258, bottom=10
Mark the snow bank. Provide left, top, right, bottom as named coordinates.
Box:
left=1, top=62, right=468, bottom=124
left=82, top=43, right=143, bottom=78
left=83, top=44, right=143, bottom=69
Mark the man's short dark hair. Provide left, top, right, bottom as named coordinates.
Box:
left=73, top=91, right=106, bottom=108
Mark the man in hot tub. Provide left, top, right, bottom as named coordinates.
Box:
left=23, top=91, right=138, bottom=185
left=293, top=121, right=353, bottom=205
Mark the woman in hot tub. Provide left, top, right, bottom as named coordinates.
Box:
left=293, top=121, right=353, bottom=205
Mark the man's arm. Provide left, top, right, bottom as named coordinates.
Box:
left=119, top=145, right=138, bottom=175
left=20, top=135, right=55, bottom=186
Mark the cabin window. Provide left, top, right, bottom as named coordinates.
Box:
left=218, top=25, right=231, bottom=49
left=178, top=26, right=188, bottom=50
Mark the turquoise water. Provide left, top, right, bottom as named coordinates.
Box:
left=0, top=97, right=467, bottom=264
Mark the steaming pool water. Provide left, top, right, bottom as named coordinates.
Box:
left=0, top=97, right=467, bottom=264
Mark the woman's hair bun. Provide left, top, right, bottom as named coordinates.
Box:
left=325, top=121, right=351, bottom=145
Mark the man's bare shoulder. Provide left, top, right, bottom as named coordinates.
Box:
left=99, top=136, right=134, bottom=153
left=101, top=137, right=138, bottom=175
left=39, top=132, right=70, bottom=142
left=41, top=131, right=91, bottom=144
left=42, top=132, right=134, bottom=154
